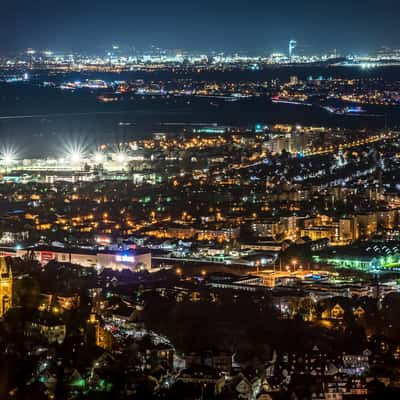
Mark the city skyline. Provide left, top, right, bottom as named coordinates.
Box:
left=3, top=0, right=400, bottom=53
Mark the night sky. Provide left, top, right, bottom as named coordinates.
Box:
left=3, top=0, right=400, bottom=53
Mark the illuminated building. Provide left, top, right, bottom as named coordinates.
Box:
left=321, top=303, right=345, bottom=320
left=289, top=75, right=299, bottom=85
left=342, top=353, right=370, bottom=376
left=280, top=216, right=298, bottom=238
left=313, top=243, right=400, bottom=271
left=354, top=306, right=366, bottom=319
left=356, top=213, right=377, bottom=238
left=30, top=321, right=67, bottom=344
left=192, top=126, right=227, bottom=135
left=339, top=218, right=359, bottom=243
left=39, top=293, right=80, bottom=311
left=266, top=132, right=311, bottom=155
left=146, top=225, right=240, bottom=242
left=146, top=226, right=197, bottom=240
left=301, top=226, right=338, bottom=242
left=377, top=209, right=397, bottom=229
left=252, top=219, right=284, bottom=239
left=87, top=313, right=113, bottom=350
left=145, top=343, right=175, bottom=370
left=196, top=227, right=240, bottom=242
left=14, top=246, right=153, bottom=272
left=0, top=257, right=12, bottom=318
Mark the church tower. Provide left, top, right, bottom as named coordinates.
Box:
left=0, top=257, right=12, bottom=318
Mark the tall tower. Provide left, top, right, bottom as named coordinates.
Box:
left=289, top=40, right=297, bottom=62
left=0, top=257, right=12, bottom=318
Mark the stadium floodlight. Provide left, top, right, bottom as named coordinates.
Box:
left=64, top=141, right=88, bottom=165
left=93, top=152, right=105, bottom=164
left=115, top=151, right=128, bottom=164
left=70, top=150, right=82, bottom=163
left=2, top=151, right=16, bottom=166
left=0, top=147, right=19, bottom=167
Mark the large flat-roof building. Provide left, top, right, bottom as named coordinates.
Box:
left=313, top=243, right=400, bottom=272
left=1, top=246, right=153, bottom=272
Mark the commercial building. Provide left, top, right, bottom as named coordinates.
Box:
left=5, top=246, right=153, bottom=272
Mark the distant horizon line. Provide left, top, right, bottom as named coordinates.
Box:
left=1, top=44, right=400, bottom=57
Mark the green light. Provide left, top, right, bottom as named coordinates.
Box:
left=313, top=253, right=400, bottom=272
left=72, top=378, right=86, bottom=388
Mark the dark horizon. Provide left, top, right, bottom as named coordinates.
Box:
left=3, top=0, right=400, bottom=54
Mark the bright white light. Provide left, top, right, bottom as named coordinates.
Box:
left=3, top=153, right=14, bottom=165
left=71, top=151, right=82, bottom=163
left=115, top=152, right=127, bottom=164
left=64, top=141, right=87, bottom=165
left=1, top=149, right=17, bottom=166
left=93, top=152, right=104, bottom=164
left=116, top=255, right=135, bottom=263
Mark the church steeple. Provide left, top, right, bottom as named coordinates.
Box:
left=0, top=257, right=12, bottom=318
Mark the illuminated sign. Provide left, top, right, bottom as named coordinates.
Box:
left=96, top=236, right=111, bottom=245
left=116, top=254, right=135, bottom=263
left=41, top=251, right=55, bottom=262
